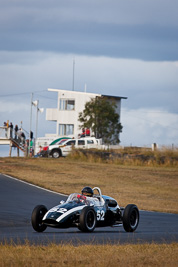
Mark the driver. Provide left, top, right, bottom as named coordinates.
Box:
left=76, top=187, right=93, bottom=204
left=81, top=186, right=101, bottom=206
left=81, top=186, right=93, bottom=197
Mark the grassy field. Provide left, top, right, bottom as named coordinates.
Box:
left=0, top=156, right=178, bottom=213
left=0, top=154, right=178, bottom=266
left=0, top=243, right=178, bottom=267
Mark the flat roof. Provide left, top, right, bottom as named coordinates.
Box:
left=48, top=89, right=127, bottom=100
left=48, top=88, right=100, bottom=97
left=102, top=94, right=128, bottom=100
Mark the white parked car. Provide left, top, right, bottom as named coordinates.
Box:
left=48, top=137, right=105, bottom=158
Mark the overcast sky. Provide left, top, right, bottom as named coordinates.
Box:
left=0, top=0, right=178, bottom=154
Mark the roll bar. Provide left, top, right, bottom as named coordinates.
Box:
left=92, top=187, right=103, bottom=202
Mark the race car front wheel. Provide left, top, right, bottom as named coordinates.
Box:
left=123, top=204, right=139, bottom=232
left=79, top=207, right=96, bottom=232
left=31, top=205, right=48, bottom=232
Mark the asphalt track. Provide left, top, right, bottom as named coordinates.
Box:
left=0, top=173, right=178, bottom=245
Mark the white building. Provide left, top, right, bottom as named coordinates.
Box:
left=46, top=88, right=127, bottom=139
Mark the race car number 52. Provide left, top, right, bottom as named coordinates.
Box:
left=97, top=210, right=105, bottom=221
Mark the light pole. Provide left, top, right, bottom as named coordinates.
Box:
left=29, top=93, right=34, bottom=156
left=35, top=100, right=39, bottom=147
left=29, top=96, right=43, bottom=156
left=34, top=101, right=44, bottom=155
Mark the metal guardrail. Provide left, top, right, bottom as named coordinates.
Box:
left=0, top=126, right=26, bottom=152
left=0, top=126, right=10, bottom=139
left=11, top=139, right=26, bottom=152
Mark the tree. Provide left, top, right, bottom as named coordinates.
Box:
left=78, top=96, right=123, bottom=145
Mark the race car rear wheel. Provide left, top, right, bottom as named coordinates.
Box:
left=31, top=205, right=48, bottom=232
left=123, top=204, right=139, bottom=232
left=79, top=207, right=96, bottom=232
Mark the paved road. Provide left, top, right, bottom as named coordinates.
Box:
left=0, top=174, right=178, bottom=245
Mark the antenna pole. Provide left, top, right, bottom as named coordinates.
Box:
left=72, top=58, right=75, bottom=91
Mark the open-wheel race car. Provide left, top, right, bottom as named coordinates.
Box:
left=31, top=187, right=139, bottom=233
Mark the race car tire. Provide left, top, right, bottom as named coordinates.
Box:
left=79, top=206, right=96, bottom=232
left=123, top=204, right=139, bottom=232
left=31, top=205, right=48, bottom=232
left=51, top=149, right=61, bottom=158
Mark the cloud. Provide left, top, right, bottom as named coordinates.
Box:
left=0, top=100, right=29, bottom=113
left=0, top=0, right=178, bottom=61
left=0, top=99, right=31, bottom=141
left=0, top=0, right=178, bottom=150
left=0, top=51, right=178, bottom=113
left=1, top=23, right=177, bottom=61
left=121, top=108, right=178, bottom=146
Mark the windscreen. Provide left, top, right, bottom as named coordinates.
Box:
left=66, top=193, right=96, bottom=206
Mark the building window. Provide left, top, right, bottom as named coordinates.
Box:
left=59, top=124, right=74, bottom=135
left=59, top=99, right=75, bottom=110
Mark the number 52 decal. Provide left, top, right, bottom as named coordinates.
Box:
left=96, top=210, right=105, bottom=221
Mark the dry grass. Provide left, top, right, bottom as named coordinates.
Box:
left=0, top=155, right=178, bottom=265
left=0, top=242, right=178, bottom=267
left=0, top=156, right=178, bottom=213
left=71, top=146, right=178, bottom=167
